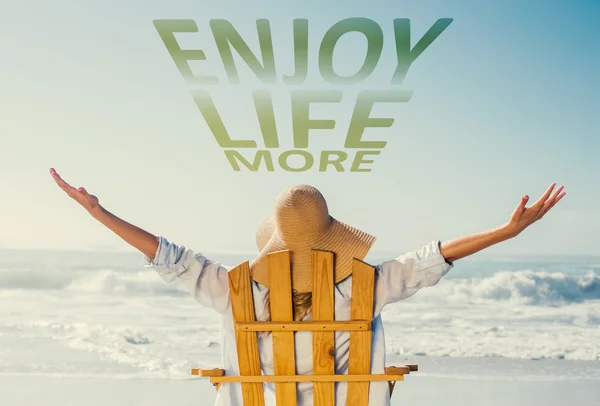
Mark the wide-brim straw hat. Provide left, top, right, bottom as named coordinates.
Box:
left=250, top=185, right=376, bottom=293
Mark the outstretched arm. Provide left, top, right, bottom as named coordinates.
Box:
left=440, top=183, right=566, bottom=263
left=49, top=168, right=159, bottom=259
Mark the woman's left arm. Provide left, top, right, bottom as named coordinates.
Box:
left=440, top=183, right=566, bottom=263
left=373, top=183, right=566, bottom=314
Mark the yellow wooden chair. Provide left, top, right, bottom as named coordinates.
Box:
left=192, top=250, right=418, bottom=405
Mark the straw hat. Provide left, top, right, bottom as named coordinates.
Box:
left=250, top=185, right=376, bottom=293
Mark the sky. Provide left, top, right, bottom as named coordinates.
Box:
left=0, top=0, right=598, bottom=257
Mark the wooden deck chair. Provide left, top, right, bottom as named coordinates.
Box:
left=192, top=250, right=418, bottom=405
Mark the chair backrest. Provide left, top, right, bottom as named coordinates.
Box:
left=193, top=249, right=409, bottom=406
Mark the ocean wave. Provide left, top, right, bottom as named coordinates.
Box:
left=66, top=270, right=186, bottom=296
left=433, top=271, right=600, bottom=306
left=1, top=267, right=599, bottom=307
left=0, top=320, right=223, bottom=377
left=0, top=268, right=186, bottom=296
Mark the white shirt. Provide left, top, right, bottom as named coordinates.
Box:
left=144, top=237, right=453, bottom=406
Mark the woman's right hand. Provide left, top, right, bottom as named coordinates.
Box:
left=49, top=168, right=159, bottom=258
left=49, top=168, right=102, bottom=215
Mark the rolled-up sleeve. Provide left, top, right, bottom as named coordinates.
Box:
left=144, top=236, right=231, bottom=314
left=374, top=240, right=453, bottom=314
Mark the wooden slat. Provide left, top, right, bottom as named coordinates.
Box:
left=190, top=367, right=411, bottom=378
left=384, top=366, right=411, bottom=375
left=312, top=250, right=335, bottom=406
left=347, top=259, right=376, bottom=406
left=268, top=251, right=297, bottom=406
left=385, top=366, right=415, bottom=398
left=209, top=374, right=405, bottom=384
left=236, top=320, right=370, bottom=332
left=191, top=368, right=225, bottom=392
left=229, top=262, right=265, bottom=406
left=191, top=368, right=225, bottom=377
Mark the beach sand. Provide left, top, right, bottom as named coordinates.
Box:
left=2, top=356, right=599, bottom=406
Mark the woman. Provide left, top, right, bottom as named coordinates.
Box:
left=49, top=168, right=565, bottom=406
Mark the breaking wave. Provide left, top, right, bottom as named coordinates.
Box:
left=433, top=271, right=600, bottom=306
left=1, top=266, right=599, bottom=307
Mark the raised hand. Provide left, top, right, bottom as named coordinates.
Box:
left=49, top=167, right=158, bottom=257
left=49, top=168, right=101, bottom=214
left=506, top=183, right=566, bottom=237
left=440, top=183, right=567, bottom=263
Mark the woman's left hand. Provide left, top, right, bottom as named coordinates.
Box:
left=505, top=183, right=566, bottom=237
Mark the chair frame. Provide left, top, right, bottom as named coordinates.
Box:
left=192, top=249, right=417, bottom=405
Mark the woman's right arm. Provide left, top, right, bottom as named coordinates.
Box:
left=91, top=207, right=159, bottom=260
left=49, top=168, right=159, bottom=259
left=49, top=168, right=230, bottom=312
